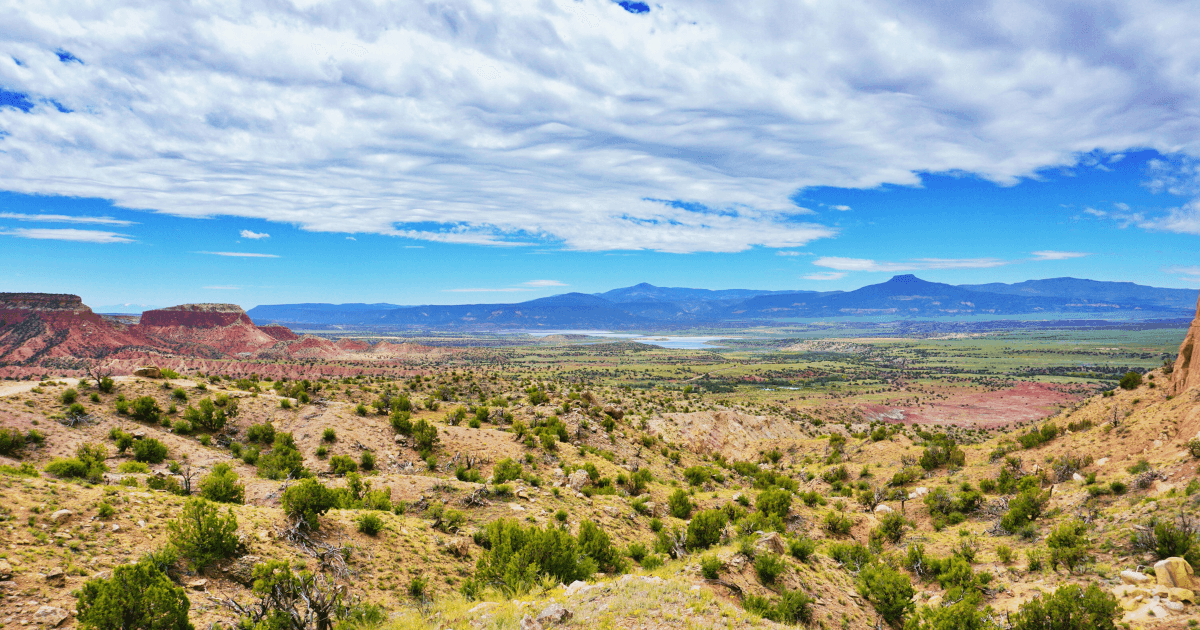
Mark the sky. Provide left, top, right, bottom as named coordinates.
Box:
left=2, top=0, right=1200, bottom=309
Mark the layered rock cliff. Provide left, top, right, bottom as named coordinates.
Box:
left=1171, top=293, right=1200, bottom=396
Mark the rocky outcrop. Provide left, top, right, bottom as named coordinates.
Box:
left=0, top=292, right=150, bottom=364
left=139, top=303, right=255, bottom=328
left=259, top=324, right=300, bottom=341
left=1172, top=293, right=1200, bottom=396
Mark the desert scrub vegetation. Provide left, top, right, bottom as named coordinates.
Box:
left=77, top=559, right=193, bottom=630
left=167, top=497, right=240, bottom=570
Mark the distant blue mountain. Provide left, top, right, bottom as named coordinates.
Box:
left=245, top=277, right=1198, bottom=329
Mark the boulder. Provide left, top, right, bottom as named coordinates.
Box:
left=0, top=558, right=11, bottom=580
left=1072, top=472, right=1085, bottom=482
left=1121, top=570, right=1153, bottom=585
left=567, top=469, right=590, bottom=491
left=186, top=579, right=208, bottom=590
left=218, top=554, right=260, bottom=586
left=1168, top=587, right=1194, bottom=603
left=1170, top=293, right=1200, bottom=396
left=603, top=406, right=624, bottom=421
left=755, top=532, right=787, bottom=555
left=535, top=603, right=573, bottom=625
left=133, top=366, right=162, bottom=378
left=874, top=504, right=894, bottom=514
left=1153, top=557, right=1195, bottom=590
left=45, top=567, right=65, bottom=586
left=32, top=606, right=70, bottom=627
left=50, top=509, right=73, bottom=524
left=520, top=615, right=543, bottom=630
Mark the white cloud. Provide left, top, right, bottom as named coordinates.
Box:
left=1082, top=207, right=1107, bottom=217
left=0, top=212, right=136, bottom=226
left=813, top=256, right=1008, bottom=272
left=832, top=205, right=852, bottom=212
left=776, top=251, right=802, bottom=257
left=1136, top=200, right=1200, bottom=235
left=240, top=229, right=270, bottom=239
left=197, top=251, right=279, bottom=258
left=345, top=236, right=356, bottom=240
left=1163, top=265, right=1200, bottom=277
left=1031, top=251, right=1090, bottom=260
left=0, top=228, right=133, bottom=243
left=2, top=2, right=1200, bottom=252
left=522, top=280, right=568, bottom=287
left=803, top=271, right=846, bottom=281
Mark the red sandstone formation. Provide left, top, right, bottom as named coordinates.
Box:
left=1171, top=293, right=1200, bottom=396
left=0, top=293, right=151, bottom=363
left=260, top=325, right=300, bottom=341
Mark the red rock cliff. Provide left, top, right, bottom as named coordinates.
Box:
left=1171, top=293, right=1200, bottom=396
left=139, top=304, right=255, bottom=328
left=260, top=324, right=300, bottom=341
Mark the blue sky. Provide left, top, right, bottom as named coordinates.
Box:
left=2, top=1, right=1200, bottom=309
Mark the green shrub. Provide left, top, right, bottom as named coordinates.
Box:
left=360, top=450, right=375, bottom=471
left=199, top=463, right=245, bottom=504
left=743, top=588, right=814, bottom=625
left=686, top=509, right=727, bottom=550
left=182, top=397, right=237, bottom=433
left=1010, top=583, right=1118, bottom=630
left=131, top=438, right=168, bottom=463
left=357, top=512, right=384, bottom=536
left=61, top=388, right=78, bottom=404
left=172, top=420, right=192, bottom=435
left=577, top=519, right=625, bottom=574
left=0, top=427, right=29, bottom=456
left=257, top=433, right=308, bottom=480
left=118, top=461, right=150, bottom=474
left=700, top=554, right=722, bottom=579
left=329, top=455, right=358, bottom=476
left=1047, top=520, right=1090, bottom=573
left=46, top=442, right=108, bottom=481
left=788, top=537, right=816, bottom=562
left=77, top=560, right=192, bottom=630
left=493, top=458, right=523, bottom=484
left=668, top=489, right=693, bottom=519
left=873, top=512, right=908, bottom=546
left=98, top=503, right=115, bottom=518
left=1000, top=486, right=1050, bottom=533
left=756, top=488, right=792, bottom=519
left=412, top=419, right=439, bottom=458
left=456, top=466, right=482, bottom=483
left=322, top=427, right=336, bottom=442
left=857, top=561, right=914, bottom=628
left=640, top=554, right=663, bottom=570
left=245, top=422, right=275, bottom=445
left=281, top=478, right=337, bottom=530
left=822, top=510, right=853, bottom=536
left=754, top=552, right=786, bottom=584
left=828, top=542, right=872, bottom=571
left=683, top=466, right=711, bottom=486
left=473, top=519, right=599, bottom=596
left=167, top=498, right=239, bottom=570
left=1118, top=371, right=1143, bottom=390
left=130, top=396, right=161, bottom=424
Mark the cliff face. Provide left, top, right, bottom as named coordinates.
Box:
left=0, top=293, right=148, bottom=364
left=139, top=304, right=255, bottom=328
left=259, top=325, right=300, bottom=341
left=1171, top=293, right=1200, bottom=396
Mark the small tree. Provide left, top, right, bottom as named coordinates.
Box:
left=282, top=478, right=337, bottom=530
left=77, top=560, right=193, bottom=630
left=133, top=438, right=169, bottom=464
left=199, top=463, right=245, bottom=504
left=412, top=419, right=439, bottom=458
left=1118, top=371, right=1142, bottom=390
left=130, top=396, right=162, bottom=424
left=668, top=489, right=693, bottom=519
left=167, top=497, right=239, bottom=570
left=857, top=561, right=914, bottom=628
left=492, top=458, right=523, bottom=484
left=1047, top=520, right=1090, bottom=573
left=756, top=488, right=792, bottom=519
left=686, top=509, right=727, bottom=550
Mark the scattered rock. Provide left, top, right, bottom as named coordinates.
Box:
left=31, top=606, right=69, bottom=627
left=1071, top=472, right=1085, bottom=482
left=44, top=568, right=64, bottom=586
left=133, top=366, right=162, bottom=378
left=755, top=532, right=787, bottom=555
left=467, top=602, right=497, bottom=616
left=1096, top=457, right=1109, bottom=466
left=186, top=579, right=208, bottom=590
left=49, top=510, right=73, bottom=524
left=1168, top=587, right=1194, bottom=603
left=444, top=537, right=471, bottom=558
left=0, top=559, right=11, bottom=580
left=567, top=469, right=590, bottom=491
left=536, top=603, right=572, bottom=626
left=873, top=504, right=894, bottom=514
left=219, top=555, right=260, bottom=586
left=519, top=615, right=542, bottom=630
left=1153, top=557, right=1195, bottom=590
left=1121, top=570, right=1152, bottom=585
left=603, top=406, right=624, bottom=420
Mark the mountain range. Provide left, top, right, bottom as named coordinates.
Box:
left=244, top=275, right=1200, bottom=330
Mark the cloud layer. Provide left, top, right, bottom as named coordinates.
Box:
left=2, top=1, right=1200, bottom=252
